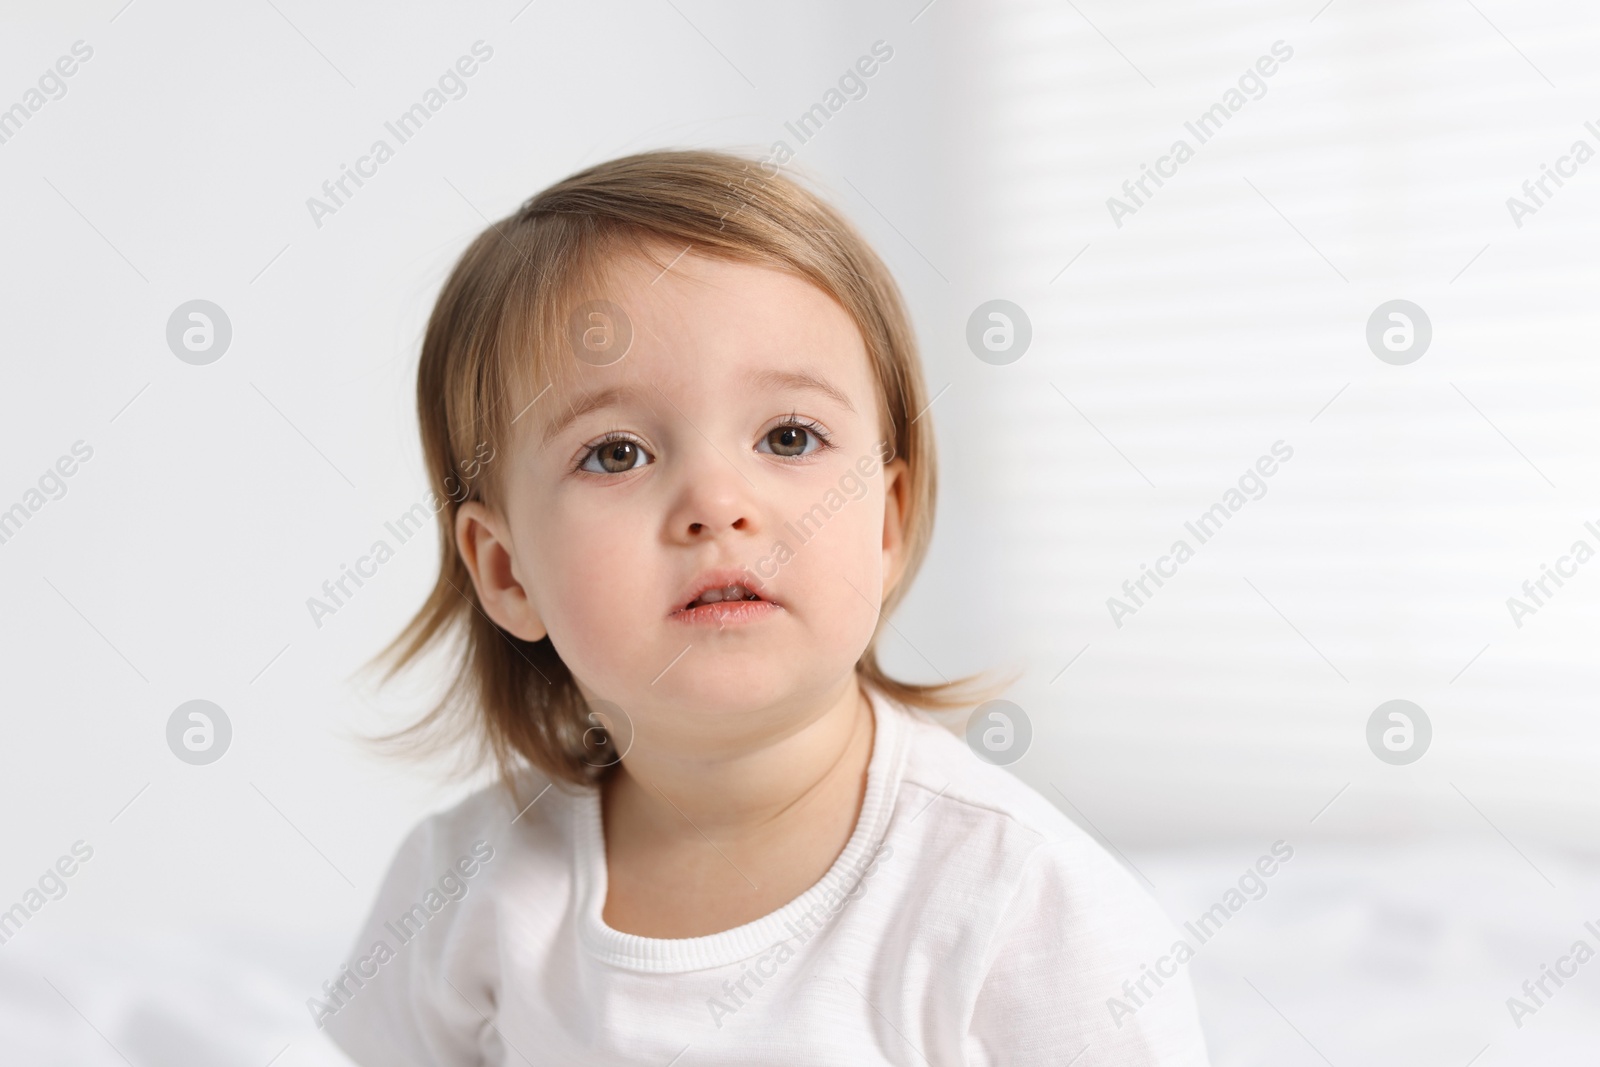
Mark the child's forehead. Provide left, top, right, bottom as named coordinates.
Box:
left=491, top=286, right=881, bottom=464
left=522, top=248, right=876, bottom=408
left=585, top=244, right=838, bottom=323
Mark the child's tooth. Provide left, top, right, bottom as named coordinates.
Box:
left=692, top=584, right=755, bottom=607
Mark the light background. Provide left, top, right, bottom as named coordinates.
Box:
left=1, top=0, right=1597, bottom=1064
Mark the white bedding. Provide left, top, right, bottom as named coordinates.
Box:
left=3, top=839, right=1596, bottom=1065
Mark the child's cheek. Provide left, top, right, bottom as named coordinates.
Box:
left=784, top=490, right=886, bottom=650
left=530, top=501, right=651, bottom=663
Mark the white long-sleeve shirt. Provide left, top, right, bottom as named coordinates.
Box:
left=321, top=687, right=1212, bottom=1065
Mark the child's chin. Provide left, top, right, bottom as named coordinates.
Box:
left=647, top=657, right=822, bottom=712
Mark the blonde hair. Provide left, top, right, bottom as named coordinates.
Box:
left=376, top=148, right=984, bottom=795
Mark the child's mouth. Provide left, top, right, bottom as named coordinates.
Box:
left=685, top=583, right=760, bottom=608
left=671, top=579, right=782, bottom=625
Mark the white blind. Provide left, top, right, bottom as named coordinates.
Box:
left=933, top=0, right=1600, bottom=850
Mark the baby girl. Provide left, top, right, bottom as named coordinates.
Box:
left=321, top=149, right=1210, bottom=1065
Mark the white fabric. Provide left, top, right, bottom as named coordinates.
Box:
left=321, top=688, right=1211, bottom=1065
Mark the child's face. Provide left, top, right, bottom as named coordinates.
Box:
left=458, top=249, right=910, bottom=736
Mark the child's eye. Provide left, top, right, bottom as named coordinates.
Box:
left=579, top=436, right=653, bottom=474
left=758, top=421, right=828, bottom=458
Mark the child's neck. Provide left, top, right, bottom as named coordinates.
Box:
left=597, top=678, right=875, bottom=938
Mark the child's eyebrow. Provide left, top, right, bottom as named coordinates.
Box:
left=748, top=369, right=855, bottom=413
left=540, top=386, right=631, bottom=444
left=539, top=371, right=853, bottom=445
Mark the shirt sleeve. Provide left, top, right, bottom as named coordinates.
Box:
left=964, top=839, right=1212, bottom=1067
left=320, top=813, right=503, bottom=1067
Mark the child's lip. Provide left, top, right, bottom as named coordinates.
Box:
left=669, top=599, right=783, bottom=626
left=671, top=567, right=780, bottom=615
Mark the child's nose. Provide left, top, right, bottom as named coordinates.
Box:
left=669, top=459, right=757, bottom=541
left=687, top=514, right=748, bottom=536
left=681, top=491, right=751, bottom=538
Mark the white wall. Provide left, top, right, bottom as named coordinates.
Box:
left=0, top=2, right=982, bottom=1058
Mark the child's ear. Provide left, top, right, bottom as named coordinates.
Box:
left=880, top=456, right=912, bottom=598
left=455, top=501, right=548, bottom=642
